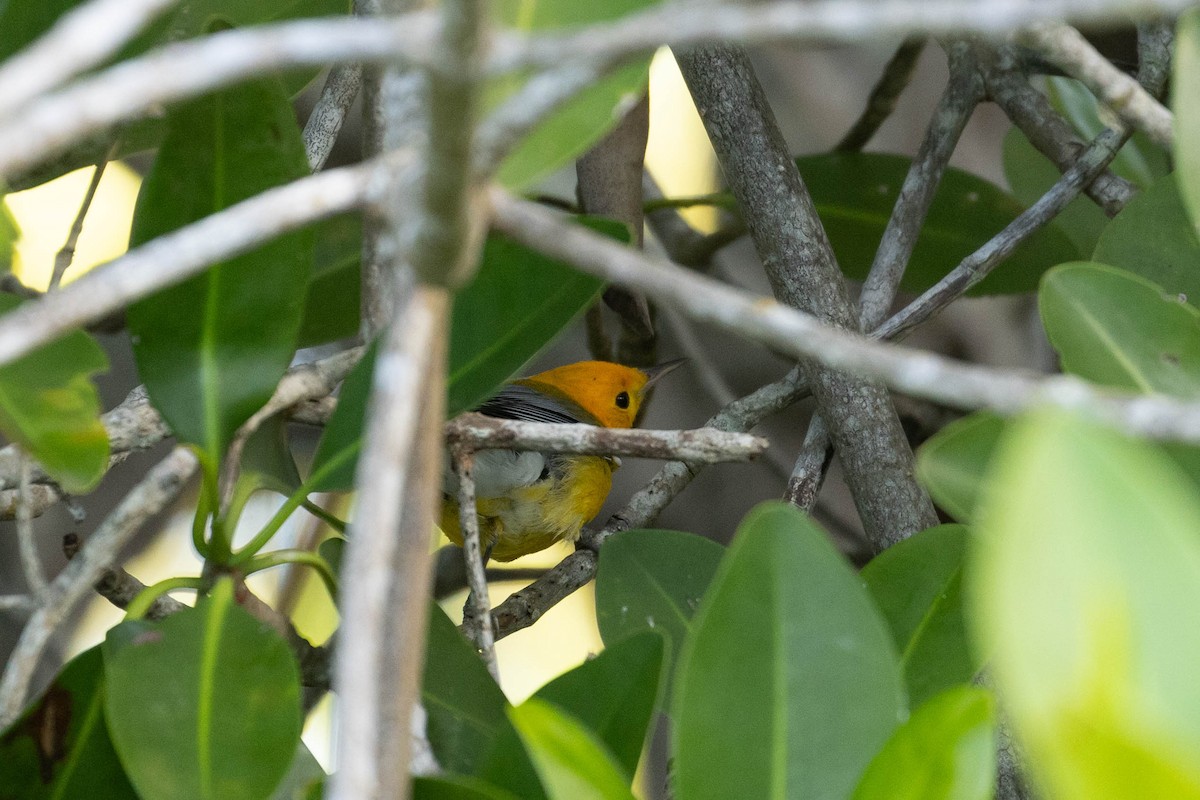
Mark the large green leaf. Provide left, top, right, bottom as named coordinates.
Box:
left=593, top=528, right=724, bottom=706
left=304, top=218, right=622, bottom=491
left=1175, top=9, right=1200, bottom=232
left=861, top=525, right=979, bottom=706
left=795, top=152, right=1080, bottom=295
left=971, top=410, right=1200, bottom=798
left=0, top=647, right=137, bottom=799
left=103, top=579, right=302, bottom=800
left=1044, top=76, right=1171, bottom=190
left=1092, top=173, right=1200, bottom=308
left=852, top=686, right=995, bottom=800
left=489, top=0, right=655, bottom=191
left=297, top=213, right=361, bottom=348
left=1002, top=126, right=1108, bottom=255
left=127, top=78, right=313, bottom=467
left=534, top=631, right=662, bottom=779
left=1040, top=262, right=1200, bottom=397
left=422, top=605, right=545, bottom=800
left=0, top=294, right=108, bottom=492
left=506, top=699, right=636, bottom=800
left=305, top=340, right=375, bottom=493
left=915, top=412, right=1005, bottom=524
left=448, top=219, right=620, bottom=413
left=269, top=744, right=326, bottom=800
left=673, top=502, right=905, bottom=800
left=413, top=776, right=520, bottom=800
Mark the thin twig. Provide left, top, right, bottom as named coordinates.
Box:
left=16, top=453, right=48, bottom=598
left=452, top=450, right=499, bottom=679
left=876, top=125, right=1129, bottom=341
left=217, top=347, right=363, bottom=514
left=49, top=144, right=115, bottom=290
left=836, top=36, right=927, bottom=152
left=0, top=0, right=179, bottom=118
left=304, top=63, right=364, bottom=171
left=445, top=413, right=767, bottom=461
left=1017, top=20, right=1173, bottom=148
left=0, top=447, right=197, bottom=729
left=980, top=43, right=1135, bottom=216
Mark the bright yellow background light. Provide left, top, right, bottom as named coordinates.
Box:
left=4, top=161, right=142, bottom=290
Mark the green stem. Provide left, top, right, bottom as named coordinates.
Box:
left=243, top=549, right=339, bottom=600
left=302, top=499, right=346, bottom=533
left=125, top=577, right=205, bottom=620
left=229, top=485, right=309, bottom=566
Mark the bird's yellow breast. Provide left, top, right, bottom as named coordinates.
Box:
left=440, top=455, right=615, bottom=561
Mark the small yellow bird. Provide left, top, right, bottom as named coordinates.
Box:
left=441, top=359, right=682, bottom=561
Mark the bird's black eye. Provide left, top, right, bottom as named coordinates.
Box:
left=615, top=391, right=630, bottom=409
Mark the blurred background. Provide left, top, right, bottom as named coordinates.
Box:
left=0, top=37, right=1073, bottom=774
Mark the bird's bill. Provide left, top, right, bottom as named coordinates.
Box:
left=639, top=358, right=686, bottom=391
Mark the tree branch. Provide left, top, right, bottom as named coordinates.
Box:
left=835, top=36, right=927, bottom=152
left=675, top=44, right=937, bottom=549
left=787, top=41, right=984, bottom=509
left=0, top=0, right=178, bottom=118
left=445, top=413, right=767, bottom=461
left=304, top=63, right=364, bottom=171
left=1017, top=20, right=1173, bottom=148
left=0, top=447, right=197, bottom=729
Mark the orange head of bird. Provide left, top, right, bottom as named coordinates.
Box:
left=516, top=359, right=685, bottom=428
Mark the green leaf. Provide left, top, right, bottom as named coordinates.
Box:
left=269, top=744, right=326, bottom=800
left=305, top=218, right=622, bottom=491
left=507, top=698, right=636, bottom=800
left=1092, top=173, right=1200, bottom=308
left=1002, top=126, right=1108, bottom=255
left=673, top=502, right=905, bottom=800
left=593, top=528, right=724, bottom=706
left=305, top=340, right=375, bottom=493
left=489, top=0, right=654, bottom=191
left=297, top=213, right=362, bottom=348
left=861, top=525, right=979, bottom=706
left=449, top=219, right=621, bottom=413
left=1174, top=9, right=1200, bottom=232
left=496, top=63, right=649, bottom=191
left=127, top=78, right=313, bottom=467
left=1045, top=77, right=1171, bottom=190
left=852, top=686, right=995, bottom=800
left=422, top=605, right=546, bottom=799
left=0, top=647, right=138, bottom=799
left=1040, top=262, right=1200, bottom=397
left=534, top=631, right=662, bottom=779
left=915, top=412, right=1005, bottom=524
left=103, top=579, right=302, bottom=800
left=413, top=775, right=521, bottom=800
left=796, top=152, right=1080, bottom=295
left=970, top=410, right=1200, bottom=798
left=0, top=294, right=109, bottom=492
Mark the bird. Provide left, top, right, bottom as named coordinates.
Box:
left=441, top=359, right=683, bottom=562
